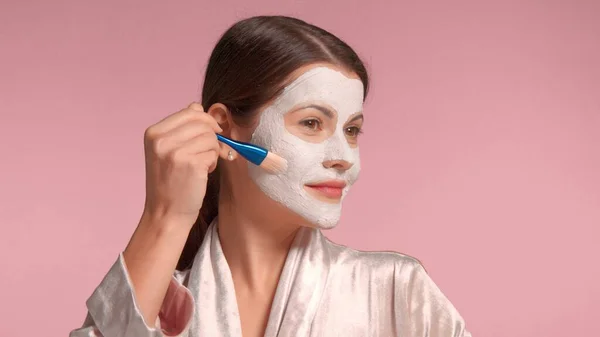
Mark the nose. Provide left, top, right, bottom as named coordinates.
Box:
left=322, top=159, right=353, bottom=172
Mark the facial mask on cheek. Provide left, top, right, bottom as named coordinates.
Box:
left=248, top=67, right=364, bottom=229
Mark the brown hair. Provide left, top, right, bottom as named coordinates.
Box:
left=176, top=15, right=370, bottom=270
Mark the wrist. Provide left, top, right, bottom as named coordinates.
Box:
left=124, top=211, right=194, bottom=262
left=138, top=209, right=197, bottom=238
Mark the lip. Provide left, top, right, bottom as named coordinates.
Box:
left=304, top=180, right=347, bottom=199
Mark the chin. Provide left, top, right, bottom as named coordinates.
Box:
left=284, top=197, right=345, bottom=230
left=300, top=213, right=341, bottom=230
left=314, top=220, right=339, bottom=230
left=276, top=206, right=341, bottom=230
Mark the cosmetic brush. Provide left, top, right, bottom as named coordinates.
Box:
left=216, top=134, right=288, bottom=174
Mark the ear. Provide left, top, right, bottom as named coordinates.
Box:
left=206, top=103, right=239, bottom=161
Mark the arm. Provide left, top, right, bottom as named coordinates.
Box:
left=69, top=251, right=195, bottom=337
left=122, top=213, right=192, bottom=326
left=125, top=102, right=220, bottom=325
left=69, top=103, right=220, bottom=336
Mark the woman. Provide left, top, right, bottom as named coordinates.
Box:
left=70, top=16, right=471, bottom=337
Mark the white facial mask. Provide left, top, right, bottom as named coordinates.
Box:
left=248, top=67, right=364, bottom=228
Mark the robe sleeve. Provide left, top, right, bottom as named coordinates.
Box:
left=395, top=260, right=472, bottom=337
left=69, top=254, right=195, bottom=337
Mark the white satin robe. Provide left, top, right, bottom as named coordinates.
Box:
left=70, top=219, right=471, bottom=337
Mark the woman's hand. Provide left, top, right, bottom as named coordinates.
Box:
left=142, top=102, right=222, bottom=228
left=123, top=102, right=222, bottom=327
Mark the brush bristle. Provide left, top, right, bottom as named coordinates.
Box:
left=259, top=152, right=288, bottom=174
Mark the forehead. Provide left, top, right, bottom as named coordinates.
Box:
left=274, top=66, right=365, bottom=115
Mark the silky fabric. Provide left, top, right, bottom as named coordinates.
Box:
left=70, top=218, right=471, bottom=336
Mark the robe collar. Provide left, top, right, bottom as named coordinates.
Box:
left=187, top=218, right=331, bottom=337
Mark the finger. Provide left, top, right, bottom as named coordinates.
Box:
left=190, top=150, right=219, bottom=174
left=181, top=103, right=222, bottom=133
left=191, top=110, right=222, bottom=133
left=168, top=108, right=222, bottom=134
left=181, top=134, right=220, bottom=173
left=163, top=121, right=215, bottom=147
left=149, top=107, right=199, bottom=135
left=180, top=133, right=220, bottom=156
left=188, top=102, right=204, bottom=112
left=150, top=103, right=221, bottom=135
left=208, top=153, right=219, bottom=173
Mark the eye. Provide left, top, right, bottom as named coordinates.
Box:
left=345, top=126, right=363, bottom=137
left=300, top=118, right=322, bottom=131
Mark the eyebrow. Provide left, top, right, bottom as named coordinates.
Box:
left=301, top=105, right=364, bottom=123
left=304, top=104, right=334, bottom=119
left=347, top=113, right=364, bottom=123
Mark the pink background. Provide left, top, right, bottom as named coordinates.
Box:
left=1, top=1, right=599, bottom=336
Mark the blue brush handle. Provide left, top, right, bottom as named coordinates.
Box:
left=216, top=134, right=268, bottom=166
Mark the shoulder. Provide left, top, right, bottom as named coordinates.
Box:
left=322, top=235, right=425, bottom=278
left=321, top=235, right=470, bottom=335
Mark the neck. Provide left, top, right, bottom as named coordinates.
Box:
left=216, top=196, right=300, bottom=293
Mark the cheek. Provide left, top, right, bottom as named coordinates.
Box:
left=349, top=150, right=361, bottom=182
left=280, top=135, right=326, bottom=165
left=275, top=135, right=328, bottom=184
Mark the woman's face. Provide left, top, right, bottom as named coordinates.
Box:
left=230, top=64, right=365, bottom=229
